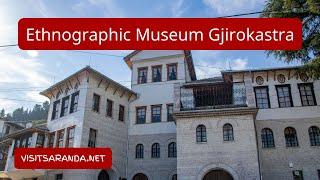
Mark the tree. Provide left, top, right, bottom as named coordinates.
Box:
left=4, top=100, right=50, bottom=122
left=12, top=107, right=28, bottom=122
left=261, top=0, right=320, bottom=78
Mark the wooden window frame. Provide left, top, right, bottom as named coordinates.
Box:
left=136, top=106, right=147, bottom=124
left=254, top=86, right=270, bottom=109
left=60, top=96, right=70, bottom=117
left=167, top=104, right=174, bottom=122
left=56, top=129, right=65, bottom=148
left=135, top=144, right=144, bottom=159
left=118, top=105, right=125, bottom=122
left=66, top=126, right=75, bottom=148
left=223, top=123, right=234, bottom=141
left=51, top=100, right=60, bottom=120
left=137, top=67, right=148, bottom=84
left=168, top=142, right=177, bottom=158
left=276, top=84, right=293, bottom=108
left=88, top=128, right=97, bottom=148
left=261, top=128, right=275, bottom=148
left=152, top=65, right=162, bottom=82
left=167, top=63, right=178, bottom=81
left=308, top=126, right=320, bottom=146
left=70, top=91, right=79, bottom=113
left=48, top=132, right=55, bottom=148
left=298, top=83, right=317, bottom=106
left=196, top=125, right=207, bottom=143
left=151, top=143, right=160, bottom=158
left=106, top=99, right=113, bottom=117
left=284, top=127, right=299, bottom=147
left=151, top=105, right=162, bottom=123
left=92, top=93, right=101, bottom=113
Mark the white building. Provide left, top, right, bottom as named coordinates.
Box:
left=0, top=50, right=319, bottom=180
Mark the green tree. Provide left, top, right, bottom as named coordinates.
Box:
left=5, top=101, right=49, bottom=122
left=261, top=0, right=320, bottom=78
left=12, top=107, right=28, bottom=122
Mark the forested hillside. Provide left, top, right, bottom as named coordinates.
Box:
left=0, top=101, right=49, bottom=122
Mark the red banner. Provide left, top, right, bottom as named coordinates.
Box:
left=14, top=148, right=112, bottom=169
left=18, top=18, right=302, bottom=50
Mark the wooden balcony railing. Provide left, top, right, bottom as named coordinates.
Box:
left=179, top=83, right=247, bottom=111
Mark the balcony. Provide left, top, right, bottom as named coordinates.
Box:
left=178, top=82, right=247, bottom=111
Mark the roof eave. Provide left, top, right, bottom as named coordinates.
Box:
left=123, top=50, right=197, bottom=80
left=40, top=66, right=92, bottom=98
left=221, top=66, right=302, bottom=74
left=40, top=66, right=137, bottom=98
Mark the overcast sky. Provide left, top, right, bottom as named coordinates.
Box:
left=0, top=0, right=300, bottom=112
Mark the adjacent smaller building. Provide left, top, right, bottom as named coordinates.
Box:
left=0, top=124, right=48, bottom=180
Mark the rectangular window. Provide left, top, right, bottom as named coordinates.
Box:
left=292, top=170, right=304, bottom=180
left=254, top=86, right=270, bottom=109
left=66, top=126, right=75, bottom=148
left=88, top=128, right=97, bottom=148
left=152, top=65, right=162, bottom=82
left=167, top=63, right=177, bottom=81
left=298, top=83, right=317, bottom=106
left=119, top=105, right=125, bottom=122
left=60, top=96, right=70, bottom=117
left=92, top=93, right=100, bottom=112
left=55, top=174, right=63, bottom=180
left=136, top=107, right=146, bottom=124
left=56, top=129, right=64, bottom=148
left=70, top=91, right=79, bottom=113
left=151, top=105, right=162, bottom=123
left=167, top=104, right=174, bottom=122
left=138, top=67, right=148, bottom=84
left=36, top=134, right=45, bottom=148
left=52, top=100, right=60, bottom=120
left=48, top=132, right=55, bottom=148
left=276, top=85, right=293, bottom=108
left=106, top=99, right=113, bottom=117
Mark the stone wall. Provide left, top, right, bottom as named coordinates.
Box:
left=256, top=118, right=320, bottom=180
left=127, top=133, right=177, bottom=180
left=175, top=113, right=260, bottom=180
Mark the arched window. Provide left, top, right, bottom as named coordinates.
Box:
left=223, top=123, right=234, bottom=141
left=151, top=143, right=160, bottom=158
left=168, top=142, right=177, bottom=158
left=284, top=127, right=299, bottom=147
left=261, top=128, right=275, bottom=148
left=133, top=173, right=148, bottom=180
left=172, top=174, right=177, bottom=180
left=98, top=170, right=110, bottom=180
left=136, top=144, right=144, bottom=158
left=308, top=126, right=320, bottom=146
left=196, top=125, right=207, bottom=142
